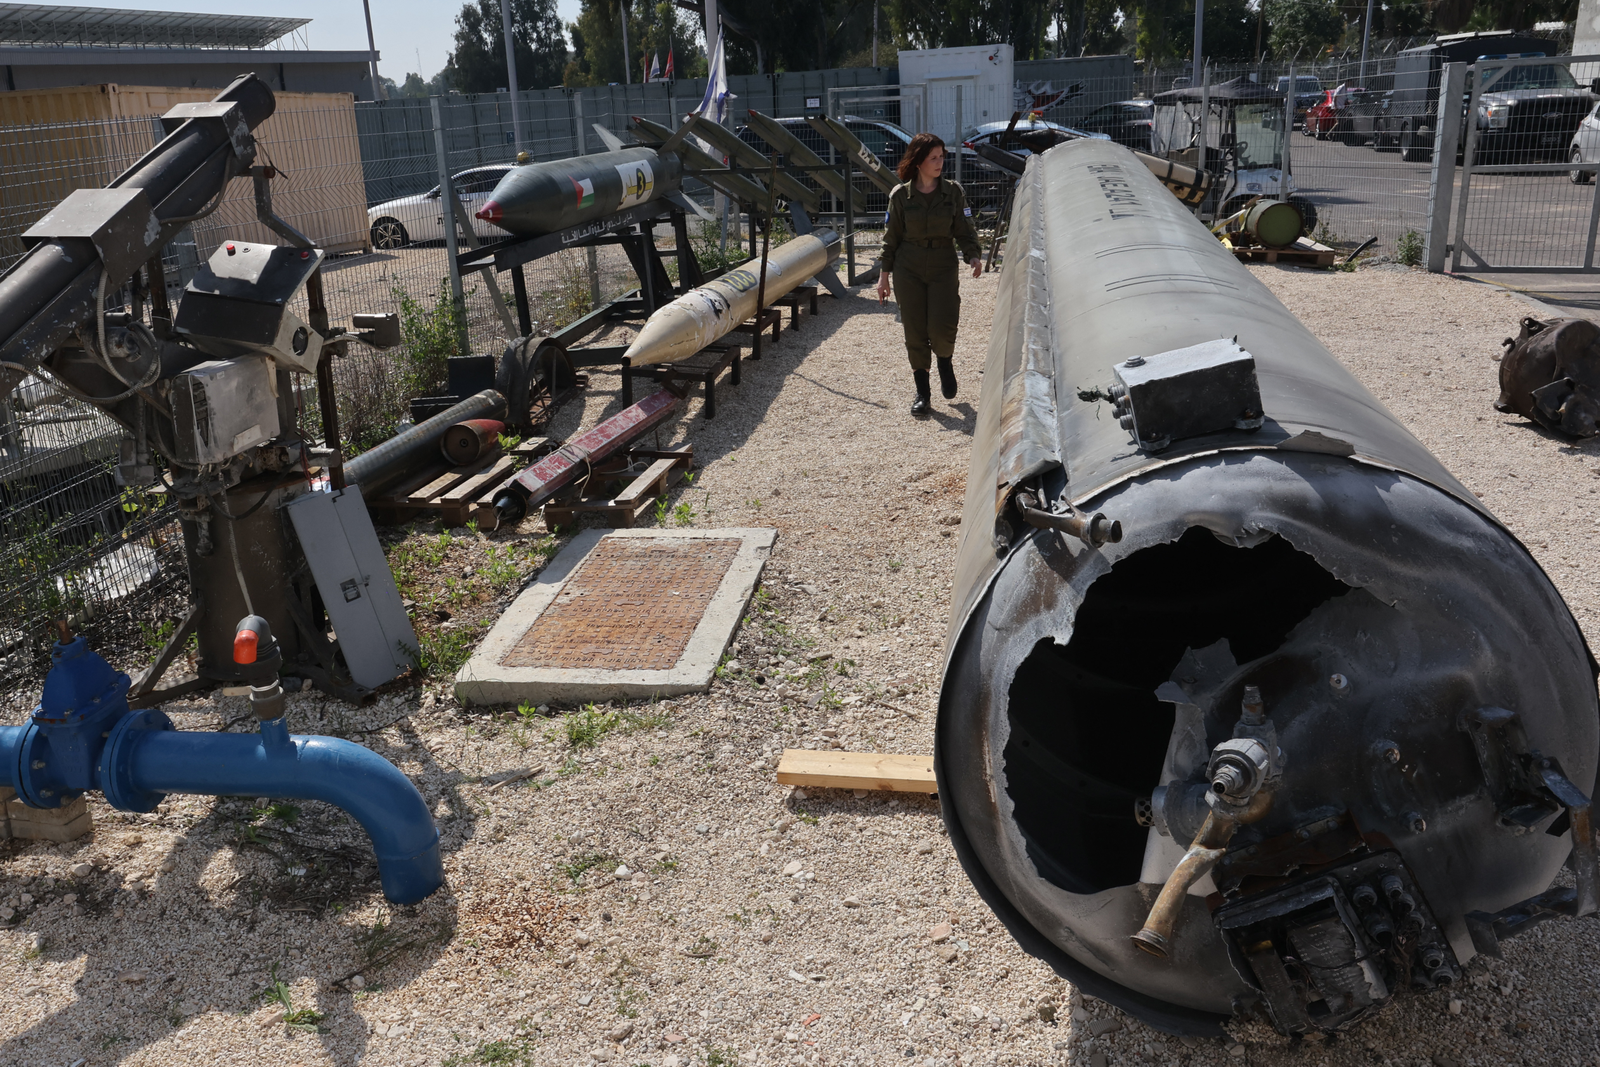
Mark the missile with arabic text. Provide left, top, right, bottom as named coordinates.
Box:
left=625, top=230, right=843, bottom=366
left=475, top=147, right=683, bottom=236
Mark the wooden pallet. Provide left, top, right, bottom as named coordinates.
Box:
left=541, top=446, right=694, bottom=529
left=367, top=437, right=554, bottom=529
left=1231, top=237, right=1337, bottom=267
left=621, top=345, right=741, bottom=419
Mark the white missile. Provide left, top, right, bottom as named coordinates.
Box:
left=624, top=230, right=843, bottom=365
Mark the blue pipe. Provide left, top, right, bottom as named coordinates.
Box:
left=3, top=635, right=443, bottom=906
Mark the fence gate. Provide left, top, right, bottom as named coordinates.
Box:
left=1444, top=53, right=1600, bottom=273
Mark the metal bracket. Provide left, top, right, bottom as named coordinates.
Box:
left=161, top=100, right=255, bottom=168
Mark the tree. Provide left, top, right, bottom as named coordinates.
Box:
left=885, top=0, right=1057, bottom=59
left=1263, top=0, right=1345, bottom=57
left=443, top=0, right=567, bottom=94
left=565, top=0, right=700, bottom=85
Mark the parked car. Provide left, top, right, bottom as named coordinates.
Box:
left=1275, top=74, right=1324, bottom=127
left=1378, top=31, right=1594, bottom=163
left=1471, top=59, right=1597, bottom=165
left=1571, top=99, right=1600, bottom=184
left=1073, top=99, right=1156, bottom=149
left=734, top=115, right=913, bottom=214
left=367, top=164, right=514, bottom=249
left=960, top=118, right=1106, bottom=209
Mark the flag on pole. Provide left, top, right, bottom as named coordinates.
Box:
left=648, top=52, right=661, bottom=81
left=664, top=46, right=674, bottom=80
left=696, top=27, right=729, bottom=124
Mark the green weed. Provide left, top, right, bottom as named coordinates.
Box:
left=552, top=703, right=672, bottom=749
left=1396, top=229, right=1423, bottom=267
left=262, top=963, right=325, bottom=1031
left=558, top=851, right=618, bottom=883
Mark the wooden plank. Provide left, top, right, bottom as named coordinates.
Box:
left=403, top=453, right=497, bottom=505
left=775, top=749, right=937, bottom=794
left=613, top=458, right=681, bottom=508
left=440, top=455, right=519, bottom=506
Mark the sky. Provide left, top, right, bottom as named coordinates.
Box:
left=67, top=0, right=597, bottom=84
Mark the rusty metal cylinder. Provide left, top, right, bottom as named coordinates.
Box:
left=441, top=419, right=505, bottom=465
left=939, top=139, right=1597, bottom=1037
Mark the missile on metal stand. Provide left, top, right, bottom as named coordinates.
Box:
left=475, top=147, right=685, bottom=237
left=624, top=230, right=843, bottom=366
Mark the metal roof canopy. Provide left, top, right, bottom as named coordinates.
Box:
left=0, top=4, right=309, bottom=49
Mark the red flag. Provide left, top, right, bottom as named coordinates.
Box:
left=665, top=47, right=674, bottom=79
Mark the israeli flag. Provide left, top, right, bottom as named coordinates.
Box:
left=695, top=27, right=729, bottom=125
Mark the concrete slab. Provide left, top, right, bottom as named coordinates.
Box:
left=454, top=527, right=777, bottom=706
left=1454, top=271, right=1600, bottom=320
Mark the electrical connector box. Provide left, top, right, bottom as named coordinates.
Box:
left=170, top=358, right=280, bottom=466
left=283, top=486, right=418, bottom=691
left=1111, top=339, right=1264, bottom=452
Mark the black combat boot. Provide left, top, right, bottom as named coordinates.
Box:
left=936, top=357, right=958, bottom=400
left=911, top=370, right=931, bottom=416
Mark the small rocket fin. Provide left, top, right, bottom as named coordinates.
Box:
left=591, top=123, right=627, bottom=153
left=810, top=268, right=848, bottom=299
left=788, top=204, right=813, bottom=236
left=669, top=191, right=716, bottom=222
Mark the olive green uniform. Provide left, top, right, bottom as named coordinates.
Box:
left=880, top=178, right=983, bottom=371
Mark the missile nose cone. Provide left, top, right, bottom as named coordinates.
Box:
left=476, top=200, right=502, bottom=223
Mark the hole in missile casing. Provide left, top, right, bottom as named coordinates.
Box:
left=1004, top=527, right=1349, bottom=894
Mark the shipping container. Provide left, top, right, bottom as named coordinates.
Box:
left=0, top=83, right=369, bottom=269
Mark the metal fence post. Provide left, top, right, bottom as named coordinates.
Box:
left=575, top=95, right=602, bottom=308
left=430, top=95, right=469, bottom=355
left=1424, top=62, right=1465, bottom=273
left=954, top=84, right=963, bottom=185
left=1450, top=63, right=1484, bottom=274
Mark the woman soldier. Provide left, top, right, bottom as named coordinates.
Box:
left=876, top=132, right=984, bottom=416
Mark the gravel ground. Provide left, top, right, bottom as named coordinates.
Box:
left=1, top=261, right=1597, bottom=1067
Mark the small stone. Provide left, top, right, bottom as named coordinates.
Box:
left=695, top=824, right=711, bottom=834
left=613, top=865, right=632, bottom=879
left=758, top=843, right=771, bottom=857
left=28, top=933, right=44, bottom=951
left=260, top=1009, right=286, bottom=1027
left=118, top=971, right=148, bottom=983
left=1228, top=1043, right=1247, bottom=1058
left=125, top=833, right=144, bottom=845
left=1432, top=1055, right=1464, bottom=1067
left=349, top=974, right=365, bottom=990
left=70, top=863, right=92, bottom=879
left=574, top=931, right=593, bottom=946
left=760, top=930, right=775, bottom=943
left=841, top=897, right=862, bottom=908
left=589, top=1050, right=615, bottom=1062
left=782, top=861, right=803, bottom=876
left=936, top=945, right=959, bottom=963
left=1071, top=1008, right=1090, bottom=1025
left=1500, top=980, right=1514, bottom=996
left=577, top=994, right=594, bottom=1006
left=929, top=922, right=952, bottom=943
left=664, top=1033, right=686, bottom=1043
left=915, top=840, right=935, bottom=855
left=607, top=1021, right=634, bottom=1041
left=788, top=970, right=809, bottom=983
left=1448, top=998, right=1463, bottom=1015
left=851, top=789, right=868, bottom=799
left=18, top=894, right=32, bottom=906
left=159, top=857, right=177, bottom=873
left=60, top=894, right=76, bottom=905
left=1088, top=1018, right=1120, bottom=1037
left=1038, top=1003, right=1057, bottom=1023
left=664, top=1057, right=683, bottom=1067
left=1089, top=1054, right=1108, bottom=1067
left=791, top=788, right=808, bottom=800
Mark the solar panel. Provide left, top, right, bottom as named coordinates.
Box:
left=0, top=3, right=311, bottom=49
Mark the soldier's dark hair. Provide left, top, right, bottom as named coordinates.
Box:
left=897, top=132, right=947, bottom=183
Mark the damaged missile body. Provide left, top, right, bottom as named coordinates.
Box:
left=940, top=138, right=1598, bottom=1037
left=476, top=147, right=683, bottom=236
left=624, top=230, right=842, bottom=366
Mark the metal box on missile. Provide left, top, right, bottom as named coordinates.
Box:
left=174, top=241, right=325, bottom=372
left=170, top=358, right=280, bottom=466
left=1111, top=339, right=1264, bottom=451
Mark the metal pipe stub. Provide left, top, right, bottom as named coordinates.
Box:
left=1014, top=490, right=1123, bottom=548
left=441, top=419, right=505, bottom=465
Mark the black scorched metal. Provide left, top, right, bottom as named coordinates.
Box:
left=938, top=138, right=1599, bottom=1037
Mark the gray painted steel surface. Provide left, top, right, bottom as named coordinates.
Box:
left=938, top=137, right=1599, bottom=1034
